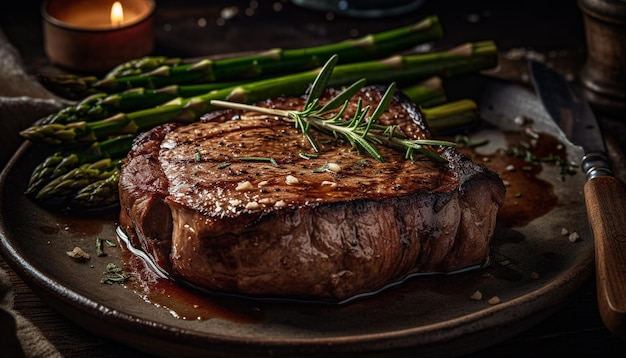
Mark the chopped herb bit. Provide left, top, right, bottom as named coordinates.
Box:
left=299, top=152, right=318, bottom=159
left=240, top=157, right=279, bottom=167
left=217, top=162, right=232, bottom=169
left=96, top=237, right=106, bottom=257
left=101, top=263, right=131, bottom=285
left=104, top=239, right=117, bottom=247
left=515, top=192, right=522, bottom=198
left=194, top=152, right=201, bottom=162
left=96, top=238, right=116, bottom=257
left=507, top=142, right=578, bottom=181
left=313, top=162, right=331, bottom=173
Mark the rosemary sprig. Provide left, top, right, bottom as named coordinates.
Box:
left=210, top=55, right=455, bottom=163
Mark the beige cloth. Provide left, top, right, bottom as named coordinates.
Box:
left=0, top=29, right=68, bottom=168
left=0, top=26, right=67, bottom=358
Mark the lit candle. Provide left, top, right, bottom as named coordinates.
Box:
left=42, top=0, right=155, bottom=73
left=111, top=2, right=125, bottom=27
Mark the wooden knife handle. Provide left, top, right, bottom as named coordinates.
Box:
left=584, top=175, right=626, bottom=338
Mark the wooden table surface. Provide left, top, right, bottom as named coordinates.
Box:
left=1, top=0, right=626, bottom=356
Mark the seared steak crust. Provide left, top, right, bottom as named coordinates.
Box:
left=118, top=86, right=506, bottom=301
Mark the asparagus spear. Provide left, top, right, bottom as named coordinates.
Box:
left=34, top=158, right=123, bottom=210
left=35, top=81, right=250, bottom=125
left=38, top=16, right=444, bottom=100
left=72, top=169, right=121, bottom=209
left=36, top=57, right=187, bottom=100
left=37, top=75, right=446, bottom=126
left=400, top=76, right=446, bottom=108
left=21, top=41, right=497, bottom=145
left=38, top=74, right=100, bottom=100
left=24, top=134, right=134, bottom=197
left=423, top=99, right=478, bottom=132
left=105, top=56, right=183, bottom=78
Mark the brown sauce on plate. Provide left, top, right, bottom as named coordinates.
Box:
left=455, top=130, right=572, bottom=228
left=118, top=238, right=265, bottom=323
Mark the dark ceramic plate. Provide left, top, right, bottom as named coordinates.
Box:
left=0, top=81, right=594, bottom=357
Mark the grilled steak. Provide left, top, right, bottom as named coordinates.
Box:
left=118, top=85, right=506, bottom=301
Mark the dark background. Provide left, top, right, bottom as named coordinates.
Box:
left=1, top=0, right=587, bottom=71
left=2, top=1, right=625, bottom=357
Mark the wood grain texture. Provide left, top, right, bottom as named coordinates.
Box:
left=585, top=175, right=626, bottom=338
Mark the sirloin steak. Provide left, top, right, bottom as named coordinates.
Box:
left=118, top=85, right=506, bottom=301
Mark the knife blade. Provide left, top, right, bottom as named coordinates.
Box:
left=529, top=60, right=626, bottom=338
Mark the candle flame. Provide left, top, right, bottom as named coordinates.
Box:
left=111, top=2, right=124, bottom=27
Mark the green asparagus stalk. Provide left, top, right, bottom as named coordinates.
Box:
left=36, top=57, right=186, bottom=100
left=422, top=99, right=478, bottom=132
left=34, top=158, right=123, bottom=209
left=24, top=134, right=134, bottom=197
left=105, top=56, right=183, bottom=78
left=38, top=16, right=444, bottom=100
left=72, top=169, right=121, bottom=209
left=38, top=76, right=446, bottom=126
left=38, top=74, right=100, bottom=100
left=35, top=93, right=111, bottom=125
left=35, top=81, right=250, bottom=125
left=401, top=76, right=446, bottom=108
left=21, top=41, right=497, bottom=145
